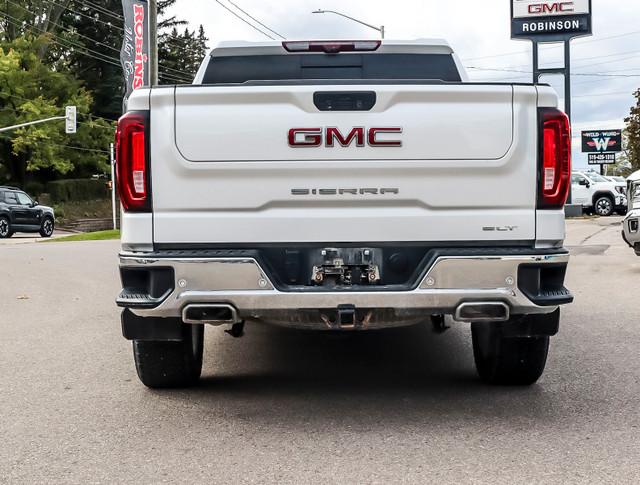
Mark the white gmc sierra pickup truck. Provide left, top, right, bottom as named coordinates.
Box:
left=622, top=170, right=640, bottom=254
left=115, top=39, right=573, bottom=388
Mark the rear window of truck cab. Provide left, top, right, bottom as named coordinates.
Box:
left=202, top=54, right=462, bottom=84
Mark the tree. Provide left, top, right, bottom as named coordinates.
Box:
left=0, top=1, right=208, bottom=186
left=61, top=0, right=126, bottom=120
left=158, top=25, right=208, bottom=84
left=0, top=36, right=113, bottom=186
left=624, top=88, right=640, bottom=174
left=607, top=129, right=634, bottom=177
left=0, top=0, right=71, bottom=58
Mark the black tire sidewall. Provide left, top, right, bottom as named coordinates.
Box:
left=472, top=326, right=549, bottom=385
left=0, top=217, right=11, bottom=238
left=594, top=196, right=613, bottom=216
left=40, top=217, right=54, bottom=237
left=133, top=323, right=204, bottom=388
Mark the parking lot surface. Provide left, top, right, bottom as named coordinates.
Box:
left=1, top=216, right=639, bottom=484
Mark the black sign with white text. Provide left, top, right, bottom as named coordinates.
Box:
left=588, top=153, right=616, bottom=165
left=581, top=130, right=622, bottom=153
left=512, top=14, right=590, bottom=37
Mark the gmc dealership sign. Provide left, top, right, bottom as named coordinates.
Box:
left=511, top=0, right=592, bottom=40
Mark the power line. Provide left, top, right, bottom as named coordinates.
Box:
left=467, top=49, right=640, bottom=72
left=461, top=29, right=640, bottom=62
left=43, top=0, right=201, bottom=52
left=226, top=0, right=285, bottom=39
left=2, top=13, right=193, bottom=83
left=1, top=93, right=119, bottom=124
left=0, top=133, right=110, bottom=154
left=79, top=0, right=124, bottom=22
left=7, top=0, right=121, bottom=55
left=45, top=0, right=121, bottom=30
left=466, top=66, right=639, bottom=78
left=0, top=105, right=114, bottom=129
left=6, top=0, right=205, bottom=79
left=212, top=0, right=276, bottom=40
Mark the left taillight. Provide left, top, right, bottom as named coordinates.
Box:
left=538, top=108, right=571, bottom=209
left=116, top=111, right=150, bottom=212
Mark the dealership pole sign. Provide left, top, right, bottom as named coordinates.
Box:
left=511, top=0, right=592, bottom=41
left=121, top=0, right=150, bottom=111
left=582, top=130, right=622, bottom=165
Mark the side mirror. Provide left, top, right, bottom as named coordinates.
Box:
left=578, top=179, right=590, bottom=188
left=32, top=201, right=39, bottom=207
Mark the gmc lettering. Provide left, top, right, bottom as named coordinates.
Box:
left=528, top=2, right=574, bottom=14
left=288, top=127, right=403, bottom=147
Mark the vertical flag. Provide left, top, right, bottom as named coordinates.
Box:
left=121, top=0, right=150, bottom=112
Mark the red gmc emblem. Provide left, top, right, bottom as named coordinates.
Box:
left=528, top=2, right=574, bottom=14
left=288, top=127, right=403, bottom=147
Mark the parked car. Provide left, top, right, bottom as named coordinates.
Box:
left=622, top=170, right=640, bottom=254
left=0, top=186, right=55, bottom=238
left=606, top=175, right=627, bottom=184
left=604, top=175, right=628, bottom=215
left=571, top=171, right=627, bottom=216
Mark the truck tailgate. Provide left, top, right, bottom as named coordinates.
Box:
left=151, top=84, right=538, bottom=244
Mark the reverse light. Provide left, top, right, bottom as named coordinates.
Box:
left=282, top=40, right=381, bottom=53
left=538, top=108, right=571, bottom=209
left=116, top=111, right=150, bottom=212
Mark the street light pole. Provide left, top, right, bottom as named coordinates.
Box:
left=312, top=9, right=384, bottom=39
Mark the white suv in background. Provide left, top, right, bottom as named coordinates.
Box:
left=622, top=170, right=640, bottom=254
left=571, top=171, right=627, bottom=216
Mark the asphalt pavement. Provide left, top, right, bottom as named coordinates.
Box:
left=1, top=217, right=639, bottom=484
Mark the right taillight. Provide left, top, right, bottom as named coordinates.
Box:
left=538, top=108, right=571, bottom=209
left=116, top=111, right=150, bottom=212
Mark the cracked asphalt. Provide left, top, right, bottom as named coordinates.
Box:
left=1, top=216, right=639, bottom=484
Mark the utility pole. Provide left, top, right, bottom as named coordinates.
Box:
left=110, top=143, right=117, bottom=230
left=149, top=0, right=158, bottom=85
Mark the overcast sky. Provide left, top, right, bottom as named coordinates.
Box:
left=167, top=0, right=640, bottom=170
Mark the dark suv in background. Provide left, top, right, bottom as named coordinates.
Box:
left=0, top=186, right=55, bottom=238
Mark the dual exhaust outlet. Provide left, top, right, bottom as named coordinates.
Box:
left=181, top=301, right=510, bottom=326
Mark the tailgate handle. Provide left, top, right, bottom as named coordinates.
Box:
left=313, top=91, right=376, bottom=111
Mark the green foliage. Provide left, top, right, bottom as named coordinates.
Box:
left=608, top=129, right=634, bottom=177
left=624, top=89, right=640, bottom=174
left=0, top=1, right=206, bottom=186
left=24, top=180, right=44, bottom=196
left=46, top=179, right=109, bottom=203
left=158, top=25, right=209, bottom=84
left=0, top=36, right=116, bottom=185
left=52, top=203, right=66, bottom=220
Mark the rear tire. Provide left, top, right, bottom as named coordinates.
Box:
left=594, top=196, right=614, bottom=216
left=133, top=323, right=204, bottom=388
left=472, top=325, right=549, bottom=385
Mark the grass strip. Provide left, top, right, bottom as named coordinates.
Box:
left=44, top=230, right=121, bottom=242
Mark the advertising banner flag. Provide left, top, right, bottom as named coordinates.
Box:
left=121, top=0, right=150, bottom=111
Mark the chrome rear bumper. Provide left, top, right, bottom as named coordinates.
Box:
left=117, top=250, right=572, bottom=329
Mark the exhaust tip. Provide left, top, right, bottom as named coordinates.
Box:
left=183, top=304, right=240, bottom=325
left=454, top=302, right=509, bottom=322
